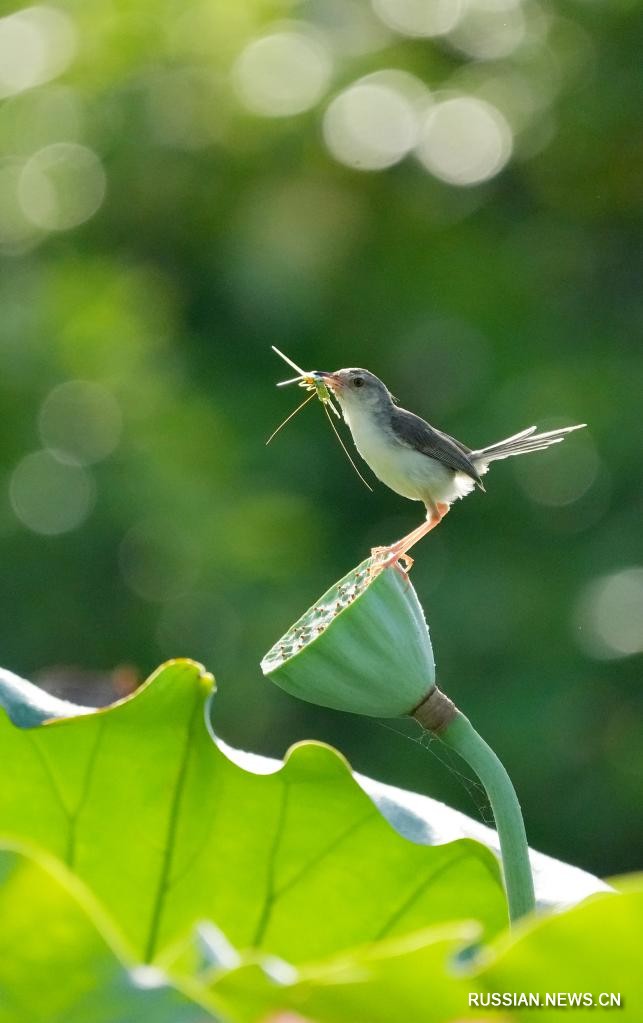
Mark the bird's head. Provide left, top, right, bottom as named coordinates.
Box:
left=317, top=368, right=393, bottom=418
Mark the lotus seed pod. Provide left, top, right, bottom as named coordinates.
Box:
left=261, top=558, right=435, bottom=717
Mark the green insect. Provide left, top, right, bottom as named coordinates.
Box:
left=270, top=345, right=339, bottom=413
left=267, top=346, right=372, bottom=490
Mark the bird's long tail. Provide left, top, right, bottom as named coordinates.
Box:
left=472, top=423, right=586, bottom=468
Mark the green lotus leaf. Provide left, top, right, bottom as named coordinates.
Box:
left=209, top=885, right=643, bottom=1022
left=0, top=660, right=505, bottom=967
left=0, top=842, right=222, bottom=1023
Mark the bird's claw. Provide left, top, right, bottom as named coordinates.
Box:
left=369, top=546, right=414, bottom=583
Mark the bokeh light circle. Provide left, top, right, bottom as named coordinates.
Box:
left=39, top=380, right=123, bottom=465
left=233, top=27, right=332, bottom=117
left=512, top=435, right=600, bottom=508
left=18, top=143, right=106, bottom=231
left=9, top=449, right=95, bottom=535
left=323, top=82, right=418, bottom=170
left=417, top=96, right=512, bottom=186
left=575, top=568, right=643, bottom=660
left=448, top=3, right=526, bottom=60
left=360, top=68, right=432, bottom=114
left=0, top=5, right=77, bottom=99
left=372, top=0, right=464, bottom=38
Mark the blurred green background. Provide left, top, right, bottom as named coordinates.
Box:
left=0, top=0, right=641, bottom=879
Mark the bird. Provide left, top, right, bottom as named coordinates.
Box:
left=314, top=367, right=586, bottom=571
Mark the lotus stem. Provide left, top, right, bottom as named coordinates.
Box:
left=414, top=687, right=536, bottom=924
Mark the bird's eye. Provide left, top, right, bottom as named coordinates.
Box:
left=353, top=377, right=364, bottom=388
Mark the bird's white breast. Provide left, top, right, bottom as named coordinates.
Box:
left=342, top=405, right=465, bottom=505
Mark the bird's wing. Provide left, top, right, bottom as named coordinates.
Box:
left=389, top=408, right=483, bottom=487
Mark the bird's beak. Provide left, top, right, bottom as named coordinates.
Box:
left=315, top=371, right=343, bottom=393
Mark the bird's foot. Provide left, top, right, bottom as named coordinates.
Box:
left=369, top=545, right=414, bottom=582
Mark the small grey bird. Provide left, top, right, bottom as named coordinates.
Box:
left=315, top=368, right=586, bottom=569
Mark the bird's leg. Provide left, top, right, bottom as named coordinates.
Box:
left=371, top=503, right=450, bottom=574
